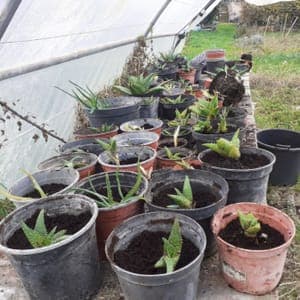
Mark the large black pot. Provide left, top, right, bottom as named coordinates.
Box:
left=257, top=129, right=300, bottom=186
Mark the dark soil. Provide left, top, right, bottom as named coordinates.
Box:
left=82, top=186, right=131, bottom=202
left=219, top=218, right=285, bottom=250
left=142, top=123, right=154, bottom=130
left=24, top=184, right=67, bottom=198
left=7, top=210, right=92, bottom=249
left=209, top=70, right=245, bottom=106
left=120, top=157, right=140, bottom=165
left=110, top=153, right=151, bottom=165
left=159, top=152, right=186, bottom=159
left=201, top=151, right=270, bottom=169
left=152, top=184, right=218, bottom=208
left=114, top=230, right=199, bottom=274
left=158, top=140, right=186, bottom=149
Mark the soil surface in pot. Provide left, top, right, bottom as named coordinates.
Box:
left=158, top=140, right=185, bottom=149
left=152, top=185, right=218, bottom=208
left=142, top=123, right=154, bottom=129
left=24, top=184, right=67, bottom=198
left=219, top=218, right=285, bottom=250
left=7, top=209, right=92, bottom=250
left=114, top=230, right=199, bottom=274
left=202, top=152, right=270, bottom=169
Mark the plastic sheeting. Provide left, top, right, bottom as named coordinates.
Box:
left=244, top=0, right=295, bottom=5
left=0, top=0, right=220, bottom=185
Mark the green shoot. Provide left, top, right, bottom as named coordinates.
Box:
left=168, top=176, right=194, bottom=209
left=154, top=219, right=183, bottom=273
left=21, top=209, right=68, bottom=248
left=217, top=108, right=228, bottom=134
left=164, top=147, right=183, bottom=160
left=62, top=156, right=88, bottom=169
left=21, top=169, right=46, bottom=198
left=168, top=109, right=190, bottom=127
left=97, top=139, right=120, bottom=165
left=238, top=211, right=261, bottom=238
left=160, top=95, right=185, bottom=105
left=173, top=126, right=180, bottom=148
left=203, top=129, right=240, bottom=160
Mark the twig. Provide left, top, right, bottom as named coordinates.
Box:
left=264, top=16, right=271, bottom=36
left=285, top=17, right=299, bottom=38
left=282, top=13, right=288, bottom=38
left=0, top=100, right=66, bottom=143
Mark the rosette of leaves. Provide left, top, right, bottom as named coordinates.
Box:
left=238, top=211, right=261, bottom=238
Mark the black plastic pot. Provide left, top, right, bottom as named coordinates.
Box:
left=60, top=138, right=108, bottom=156
left=139, top=97, right=159, bottom=118
left=257, top=129, right=300, bottom=186
left=225, top=107, right=248, bottom=128
left=85, top=97, right=140, bottom=126
left=0, top=194, right=101, bottom=300
left=198, top=148, right=276, bottom=204
left=145, top=169, right=228, bottom=256
left=159, top=95, right=195, bottom=120
left=192, top=126, right=238, bottom=152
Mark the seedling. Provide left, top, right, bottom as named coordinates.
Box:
left=238, top=211, right=261, bottom=238
left=167, top=176, right=194, bottom=209
left=154, top=218, right=183, bottom=273
left=122, top=123, right=144, bottom=131
left=56, top=81, right=109, bottom=112
left=21, top=209, right=68, bottom=248
left=113, top=74, right=165, bottom=96
left=160, top=95, right=185, bottom=105
left=89, top=124, right=115, bottom=133
left=217, top=108, right=228, bottom=134
left=158, top=52, right=182, bottom=64
left=62, top=156, right=88, bottom=169
left=173, top=126, right=180, bottom=148
left=189, top=94, right=219, bottom=120
left=164, top=147, right=183, bottom=160
left=168, top=109, right=190, bottom=127
left=74, top=170, right=143, bottom=208
left=97, top=139, right=120, bottom=165
left=162, top=127, right=190, bottom=137
left=180, top=62, right=193, bottom=73
left=203, top=129, right=240, bottom=160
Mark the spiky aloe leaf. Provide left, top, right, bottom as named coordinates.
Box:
left=21, top=169, right=46, bottom=198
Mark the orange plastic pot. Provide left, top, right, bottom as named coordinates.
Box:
left=178, top=69, right=196, bottom=84
left=212, top=202, right=295, bottom=295
left=120, top=118, right=163, bottom=137
left=203, top=78, right=212, bottom=89
left=74, top=125, right=119, bottom=140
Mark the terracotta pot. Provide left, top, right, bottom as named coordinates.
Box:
left=212, top=202, right=295, bottom=295
left=75, top=172, right=148, bottom=259
left=98, top=146, right=157, bottom=177
left=193, top=89, right=203, bottom=99
left=156, top=147, right=193, bottom=170
left=203, top=78, right=212, bottom=89
left=74, top=125, right=119, bottom=140
left=178, top=68, right=196, bottom=84
left=120, top=118, right=163, bottom=136
left=38, top=152, right=98, bottom=180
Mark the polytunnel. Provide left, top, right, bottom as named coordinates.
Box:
left=0, top=0, right=222, bottom=185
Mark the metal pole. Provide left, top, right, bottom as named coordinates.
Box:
left=0, top=32, right=177, bottom=81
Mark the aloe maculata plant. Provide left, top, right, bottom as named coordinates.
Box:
left=154, top=218, right=183, bottom=273
left=238, top=211, right=261, bottom=238
left=167, top=109, right=190, bottom=127
left=160, top=95, right=185, bottom=105
left=97, top=139, right=120, bottom=165
left=55, top=81, right=110, bottom=112
left=113, top=74, right=165, bottom=97
left=167, top=176, right=194, bottom=209
left=203, top=129, right=240, bottom=160
left=21, top=209, right=69, bottom=248
left=164, top=147, right=183, bottom=161
left=74, top=171, right=143, bottom=208
left=62, top=156, right=88, bottom=169
left=89, top=124, right=115, bottom=133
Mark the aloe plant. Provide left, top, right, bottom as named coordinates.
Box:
left=238, top=211, right=261, bottom=238
left=203, top=129, right=240, bottom=160
left=113, top=74, right=165, bottom=96
left=168, top=176, right=194, bottom=209
left=160, top=95, right=185, bottom=105
left=97, top=139, right=120, bottom=165
left=89, top=124, right=115, bottom=133
left=21, top=209, right=68, bottom=248
left=164, top=147, right=183, bottom=160
left=55, top=81, right=109, bottom=112
left=189, top=94, right=219, bottom=120
left=158, top=52, right=182, bottom=64
left=168, top=109, right=190, bottom=127
left=62, top=156, right=88, bottom=169
left=154, top=218, right=183, bottom=273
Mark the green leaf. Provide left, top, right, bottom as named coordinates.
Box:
left=21, top=169, right=46, bottom=198
left=182, top=176, right=193, bottom=202
left=238, top=211, right=261, bottom=238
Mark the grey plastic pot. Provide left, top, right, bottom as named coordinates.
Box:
left=9, top=168, right=80, bottom=208
left=105, top=212, right=206, bottom=300
left=0, top=194, right=102, bottom=300
left=145, top=169, right=228, bottom=256
left=139, top=97, right=159, bottom=118
left=120, top=118, right=163, bottom=136
left=257, top=129, right=300, bottom=186
left=85, top=96, right=141, bottom=126
left=198, top=148, right=276, bottom=204
left=112, top=131, right=159, bottom=150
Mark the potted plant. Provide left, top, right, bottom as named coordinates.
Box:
left=74, top=124, right=119, bottom=140
left=0, top=194, right=102, bottom=299
left=212, top=202, right=295, bottom=295
left=198, top=130, right=276, bottom=204
left=0, top=168, right=79, bottom=208
left=112, top=131, right=159, bottom=150
left=114, top=74, right=165, bottom=118
left=161, top=81, right=185, bottom=98
left=167, top=109, right=191, bottom=128
left=105, top=212, right=206, bottom=300
left=38, top=152, right=98, bottom=179
left=56, top=81, right=140, bottom=126
left=97, top=140, right=156, bottom=175
left=257, top=128, right=300, bottom=186
left=145, top=169, right=228, bottom=256
left=178, top=62, right=196, bottom=84
left=74, top=170, right=148, bottom=258
left=161, top=126, right=192, bottom=141
left=120, top=118, right=163, bottom=136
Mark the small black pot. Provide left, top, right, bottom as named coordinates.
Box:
left=85, top=97, right=140, bottom=126
left=139, top=97, right=159, bottom=118
left=257, top=129, right=300, bottom=186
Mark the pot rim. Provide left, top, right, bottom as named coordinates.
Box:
left=198, top=147, right=276, bottom=173
left=75, top=171, right=149, bottom=212
left=74, top=125, right=119, bottom=137
left=98, top=146, right=157, bottom=168
left=120, top=118, right=163, bottom=132
left=212, top=202, right=296, bottom=254
left=0, top=194, right=98, bottom=256
left=112, top=132, right=159, bottom=147
left=257, top=128, right=300, bottom=151
left=105, top=211, right=206, bottom=278
left=157, top=147, right=193, bottom=161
